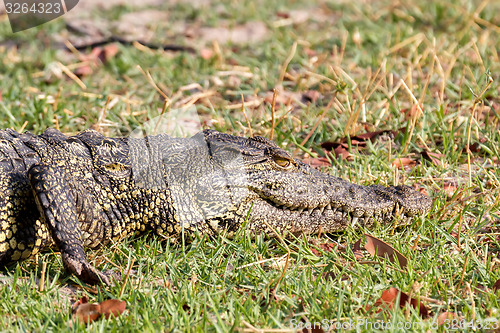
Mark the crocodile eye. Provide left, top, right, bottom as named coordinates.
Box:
left=273, top=157, right=291, bottom=168
left=104, top=163, right=128, bottom=172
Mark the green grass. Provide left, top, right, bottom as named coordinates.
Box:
left=0, top=0, right=499, bottom=331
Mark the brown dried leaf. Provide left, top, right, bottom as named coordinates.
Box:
left=200, top=48, right=214, bottom=60
left=302, top=90, right=321, bottom=103
left=469, top=137, right=487, bottom=153
left=371, top=287, right=429, bottom=318
left=321, top=271, right=336, bottom=281
left=74, top=65, right=94, bottom=77
left=392, top=157, right=417, bottom=168
left=354, top=129, right=393, bottom=142
left=311, top=241, right=338, bottom=256
left=73, top=44, right=119, bottom=76
left=492, top=278, right=500, bottom=291
left=321, top=128, right=401, bottom=160
left=276, top=11, right=290, bottom=19
left=364, top=234, right=407, bottom=268
left=71, top=296, right=89, bottom=311
left=99, top=299, right=127, bottom=319
left=352, top=238, right=364, bottom=260
left=421, top=151, right=443, bottom=166
left=72, top=298, right=126, bottom=324
left=303, top=156, right=331, bottom=168
left=334, top=145, right=352, bottom=160
left=401, top=105, right=421, bottom=120
left=74, top=303, right=101, bottom=324
left=372, top=287, right=399, bottom=311
left=102, top=44, right=119, bottom=62
left=437, top=312, right=458, bottom=325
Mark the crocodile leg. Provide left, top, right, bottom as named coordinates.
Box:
left=28, top=164, right=111, bottom=285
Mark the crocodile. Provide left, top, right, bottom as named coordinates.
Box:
left=0, top=128, right=432, bottom=284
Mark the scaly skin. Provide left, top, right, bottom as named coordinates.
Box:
left=0, top=128, right=432, bottom=284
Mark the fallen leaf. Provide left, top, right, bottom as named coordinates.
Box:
left=321, top=271, right=336, bottom=280
left=392, top=157, right=417, bottom=168
left=310, top=241, right=338, bottom=256
left=354, top=129, right=397, bottom=142
left=469, top=138, right=487, bottom=153
left=276, top=11, right=290, bottom=19
left=352, top=239, right=364, bottom=260
left=364, top=234, right=408, bottom=268
left=334, top=145, right=352, bottom=160
left=319, top=242, right=337, bottom=252
left=492, top=279, right=500, bottom=291
left=303, top=156, right=331, bottom=168
left=73, top=44, right=120, bottom=76
left=401, top=105, right=422, bottom=120
left=74, top=303, right=101, bottom=324
left=302, top=90, right=321, bottom=103
left=98, top=299, right=127, bottom=319
left=304, top=48, right=317, bottom=57
left=200, top=48, right=214, bottom=60
left=370, top=287, right=429, bottom=318
left=421, top=151, right=443, bottom=166
left=372, top=287, right=399, bottom=311
left=102, top=44, right=119, bottom=62
left=72, top=297, right=127, bottom=324
left=71, top=295, right=89, bottom=311
left=321, top=128, right=402, bottom=161
left=437, top=312, right=458, bottom=325
left=318, top=142, right=353, bottom=160
left=321, top=141, right=364, bottom=151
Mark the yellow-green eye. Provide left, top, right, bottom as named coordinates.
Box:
left=273, top=157, right=291, bottom=168
left=104, top=163, right=128, bottom=172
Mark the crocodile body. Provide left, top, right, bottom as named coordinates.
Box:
left=0, top=128, right=431, bottom=284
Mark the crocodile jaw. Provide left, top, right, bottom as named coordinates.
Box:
left=244, top=183, right=432, bottom=235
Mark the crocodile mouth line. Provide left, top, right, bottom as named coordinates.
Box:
left=262, top=198, right=412, bottom=227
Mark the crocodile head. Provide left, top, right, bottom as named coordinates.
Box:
left=156, top=129, right=432, bottom=236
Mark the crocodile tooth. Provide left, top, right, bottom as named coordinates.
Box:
left=298, top=208, right=304, bottom=214
left=319, top=206, right=325, bottom=214
left=351, top=216, right=359, bottom=227
left=326, top=203, right=332, bottom=210
left=393, top=203, right=400, bottom=214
